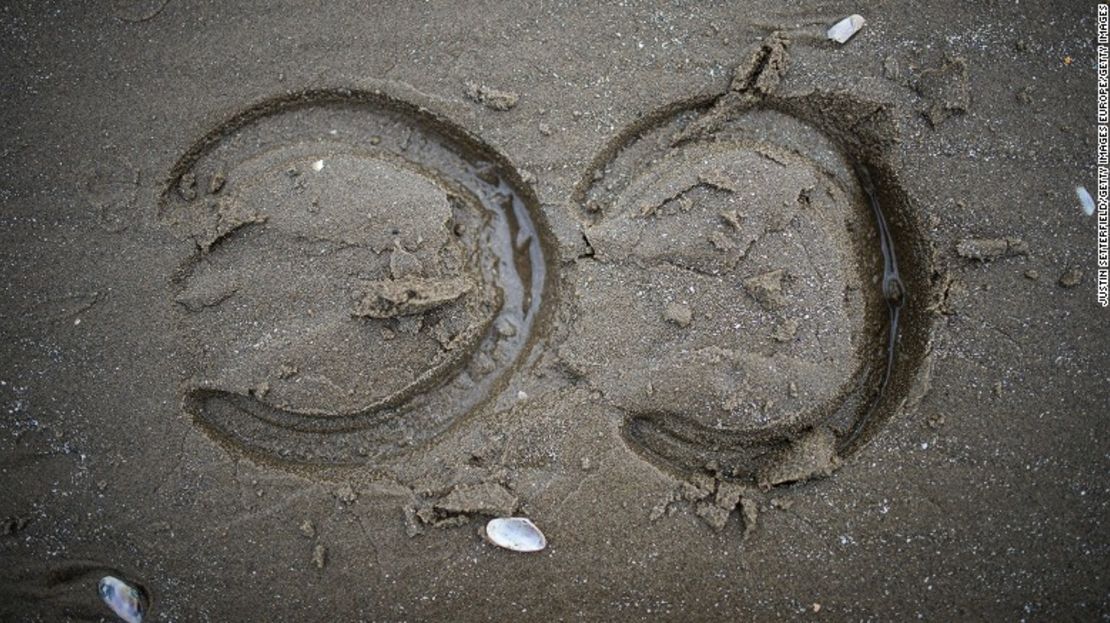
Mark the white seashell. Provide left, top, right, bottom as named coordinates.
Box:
left=1076, top=185, right=1095, bottom=216
left=312, top=159, right=325, bottom=172
left=98, top=575, right=146, bottom=623
left=483, top=517, right=547, bottom=552
left=827, top=14, right=866, bottom=44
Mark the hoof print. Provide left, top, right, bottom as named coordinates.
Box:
left=164, top=89, right=553, bottom=466
left=568, top=77, right=934, bottom=487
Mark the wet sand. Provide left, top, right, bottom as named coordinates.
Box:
left=0, top=1, right=1106, bottom=620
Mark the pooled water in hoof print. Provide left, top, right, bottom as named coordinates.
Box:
left=564, top=55, right=934, bottom=487
left=161, top=90, right=553, bottom=466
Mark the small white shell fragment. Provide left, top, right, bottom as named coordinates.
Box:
left=483, top=517, right=547, bottom=552
left=1076, top=185, right=1095, bottom=216
left=98, top=576, right=145, bottom=623
left=312, top=159, right=325, bottom=172
left=827, top=14, right=866, bottom=44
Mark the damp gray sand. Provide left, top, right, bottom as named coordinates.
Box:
left=0, top=3, right=1104, bottom=622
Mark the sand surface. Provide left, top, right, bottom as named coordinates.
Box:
left=1, top=1, right=1107, bottom=620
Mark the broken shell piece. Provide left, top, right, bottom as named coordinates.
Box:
left=98, top=576, right=146, bottom=623
left=1076, top=185, right=1095, bottom=216
left=483, top=517, right=546, bottom=552
left=827, top=14, right=865, bottom=44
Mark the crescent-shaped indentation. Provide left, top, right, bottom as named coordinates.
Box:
left=162, top=89, right=556, bottom=466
